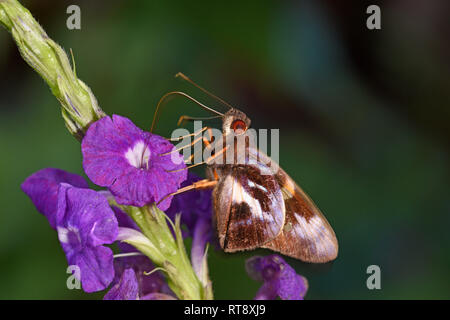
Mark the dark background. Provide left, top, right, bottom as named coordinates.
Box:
left=0, top=0, right=449, bottom=299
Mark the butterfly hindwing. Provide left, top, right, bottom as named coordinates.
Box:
left=262, top=168, right=338, bottom=263
left=212, top=164, right=285, bottom=252
left=244, top=148, right=338, bottom=263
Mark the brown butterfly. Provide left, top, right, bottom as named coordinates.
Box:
left=154, top=73, right=338, bottom=263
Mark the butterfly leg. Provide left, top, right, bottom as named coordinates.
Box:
left=160, top=135, right=204, bottom=156
left=184, top=127, right=214, bottom=164
left=157, top=179, right=217, bottom=206
left=167, top=125, right=208, bottom=142
left=170, top=143, right=228, bottom=170
left=162, top=125, right=215, bottom=157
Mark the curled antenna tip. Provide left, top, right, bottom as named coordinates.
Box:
left=175, top=72, right=189, bottom=80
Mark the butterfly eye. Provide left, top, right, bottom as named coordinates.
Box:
left=231, top=120, right=247, bottom=134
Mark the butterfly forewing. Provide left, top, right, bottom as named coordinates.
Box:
left=212, top=164, right=285, bottom=252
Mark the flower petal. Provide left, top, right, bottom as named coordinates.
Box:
left=104, top=268, right=139, bottom=300
left=76, top=246, right=115, bottom=293
left=56, top=184, right=118, bottom=246
left=246, top=255, right=308, bottom=300
left=113, top=206, right=140, bottom=253
left=191, top=218, right=210, bottom=285
left=56, top=184, right=118, bottom=292
left=254, top=282, right=278, bottom=300
left=21, top=168, right=88, bottom=228
left=141, top=293, right=176, bottom=300
left=113, top=255, right=170, bottom=297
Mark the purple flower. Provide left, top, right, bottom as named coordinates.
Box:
left=105, top=249, right=175, bottom=300
left=21, top=168, right=89, bottom=229
left=56, top=183, right=118, bottom=292
left=81, top=115, right=187, bottom=210
left=111, top=255, right=172, bottom=298
left=104, top=268, right=139, bottom=300
left=104, top=268, right=176, bottom=300
left=141, top=292, right=176, bottom=300
left=246, top=255, right=309, bottom=300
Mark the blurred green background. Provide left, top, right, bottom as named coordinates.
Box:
left=0, top=0, right=449, bottom=299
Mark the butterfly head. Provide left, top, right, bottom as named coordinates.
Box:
left=222, top=108, right=251, bottom=136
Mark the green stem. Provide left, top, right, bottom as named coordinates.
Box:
left=127, top=204, right=206, bottom=300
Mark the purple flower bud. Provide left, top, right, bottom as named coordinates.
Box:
left=246, top=255, right=309, bottom=300
left=191, top=217, right=211, bottom=284
left=81, top=115, right=187, bottom=210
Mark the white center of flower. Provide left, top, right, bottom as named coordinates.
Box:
left=57, top=227, right=70, bottom=244
left=125, top=141, right=151, bottom=169
left=57, top=226, right=81, bottom=245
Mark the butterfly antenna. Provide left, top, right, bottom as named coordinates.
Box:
left=151, top=91, right=224, bottom=132
left=177, top=115, right=222, bottom=126
left=175, top=72, right=234, bottom=110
